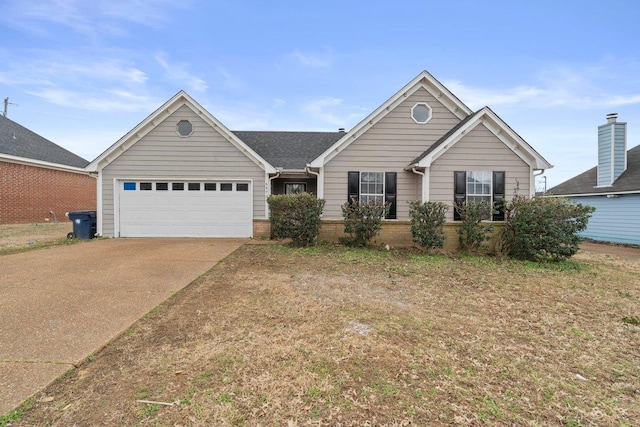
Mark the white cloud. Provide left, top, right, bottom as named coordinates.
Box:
left=289, top=49, right=332, bottom=69
left=27, top=88, right=159, bottom=113
left=600, top=94, right=640, bottom=107
left=0, top=53, right=148, bottom=88
left=0, top=51, right=158, bottom=113
left=444, top=64, right=640, bottom=110
left=302, top=97, right=364, bottom=127
left=215, top=66, right=245, bottom=92
left=0, top=0, right=187, bottom=37
left=63, top=61, right=148, bottom=85
left=155, top=52, right=208, bottom=92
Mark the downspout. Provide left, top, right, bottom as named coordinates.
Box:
left=305, top=165, right=321, bottom=197
left=269, top=170, right=281, bottom=186
left=410, top=166, right=427, bottom=202
left=533, top=169, right=545, bottom=197
left=264, top=170, right=281, bottom=221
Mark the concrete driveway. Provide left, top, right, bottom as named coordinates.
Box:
left=0, top=238, right=245, bottom=415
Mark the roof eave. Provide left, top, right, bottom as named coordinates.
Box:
left=412, top=107, right=553, bottom=171
left=546, top=189, right=640, bottom=197
left=1, top=153, right=92, bottom=174
left=310, top=70, right=474, bottom=167
left=87, top=90, right=277, bottom=174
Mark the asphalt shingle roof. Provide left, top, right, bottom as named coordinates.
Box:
left=232, top=131, right=343, bottom=170
left=0, top=115, right=89, bottom=168
left=547, top=144, right=640, bottom=195
left=408, top=111, right=479, bottom=165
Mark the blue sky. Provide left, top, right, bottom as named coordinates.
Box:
left=1, top=0, right=639, bottom=189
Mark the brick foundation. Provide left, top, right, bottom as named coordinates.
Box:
left=0, top=161, right=96, bottom=224
left=253, top=218, right=503, bottom=251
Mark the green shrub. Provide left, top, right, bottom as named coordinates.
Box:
left=267, top=193, right=326, bottom=247
left=455, top=201, right=494, bottom=253
left=340, top=199, right=390, bottom=247
left=409, top=200, right=448, bottom=250
left=499, top=196, right=594, bottom=262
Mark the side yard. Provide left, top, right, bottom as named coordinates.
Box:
left=0, top=223, right=73, bottom=255
left=5, top=243, right=639, bottom=426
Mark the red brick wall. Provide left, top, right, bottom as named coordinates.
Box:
left=0, top=161, right=96, bottom=224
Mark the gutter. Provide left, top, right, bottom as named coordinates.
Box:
left=410, top=166, right=424, bottom=177
left=0, top=153, right=92, bottom=174
left=305, top=165, right=320, bottom=179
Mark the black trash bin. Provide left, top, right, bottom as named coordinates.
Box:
left=67, top=210, right=97, bottom=239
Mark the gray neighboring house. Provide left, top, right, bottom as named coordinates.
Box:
left=547, top=114, right=640, bottom=245
left=87, top=70, right=552, bottom=238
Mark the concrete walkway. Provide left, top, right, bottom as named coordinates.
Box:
left=0, top=238, right=245, bottom=415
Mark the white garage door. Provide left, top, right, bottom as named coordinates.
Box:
left=118, top=180, right=252, bottom=237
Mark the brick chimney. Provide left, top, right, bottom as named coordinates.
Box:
left=597, top=113, right=627, bottom=186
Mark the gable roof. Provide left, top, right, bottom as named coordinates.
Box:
left=232, top=131, right=342, bottom=170
left=408, top=110, right=481, bottom=165
left=87, top=91, right=276, bottom=173
left=547, top=144, right=640, bottom=196
left=309, top=70, right=473, bottom=168
left=0, top=115, right=89, bottom=168
left=409, top=106, right=552, bottom=170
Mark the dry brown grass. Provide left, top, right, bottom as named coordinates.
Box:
left=8, top=244, right=640, bottom=426
left=0, top=222, right=73, bottom=254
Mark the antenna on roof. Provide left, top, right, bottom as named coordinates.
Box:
left=3, top=97, right=18, bottom=118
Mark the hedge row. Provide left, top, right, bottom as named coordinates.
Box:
left=268, top=194, right=594, bottom=261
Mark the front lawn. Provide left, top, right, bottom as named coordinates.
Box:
left=8, top=244, right=640, bottom=426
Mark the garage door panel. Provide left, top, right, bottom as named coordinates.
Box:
left=118, top=181, right=252, bottom=237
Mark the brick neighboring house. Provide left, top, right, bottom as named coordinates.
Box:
left=0, top=115, right=96, bottom=224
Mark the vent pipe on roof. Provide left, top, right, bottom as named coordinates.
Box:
left=597, top=113, right=627, bottom=186
left=338, top=128, right=345, bottom=133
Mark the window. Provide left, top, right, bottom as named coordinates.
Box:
left=347, top=171, right=397, bottom=219
left=454, top=171, right=505, bottom=221
left=176, top=120, right=193, bottom=137
left=237, top=183, right=249, bottom=191
left=172, top=182, right=184, bottom=191
left=411, top=103, right=432, bottom=124
left=204, top=183, right=217, bottom=191
left=360, top=172, right=384, bottom=203
left=156, top=182, right=168, bottom=191
left=123, top=182, right=136, bottom=191
left=284, top=182, right=306, bottom=194
left=466, top=171, right=491, bottom=204
left=188, top=182, right=200, bottom=191
left=140, top=182, right=152, bottom=191
left=220, top=183, right=233, bottom=191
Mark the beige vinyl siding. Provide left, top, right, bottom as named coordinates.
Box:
left=430, top=123, right=530, bottom=221
left=100, top=105, right=265, bottom=237
left=323, top=88, right=461, bottom=219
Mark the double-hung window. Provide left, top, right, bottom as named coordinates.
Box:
left=454, top=171, right=505, bottom=221
left=466, top=171, right=492, bottom=204
left=359, top=172, right=384, bottom=203
left=347, top=171, right=397, bottom=219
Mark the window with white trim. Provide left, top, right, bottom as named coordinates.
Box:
left=359, top=172, right=384, bottom=203
left=465, top=171, right=491, bottom=204
left=454, top=171, right=506, bottom=221
left=347, top=171, right=397, bottom=219
left=411, top=103, right=432, bottom=124
left=176, top=120, right=193, bottom=137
